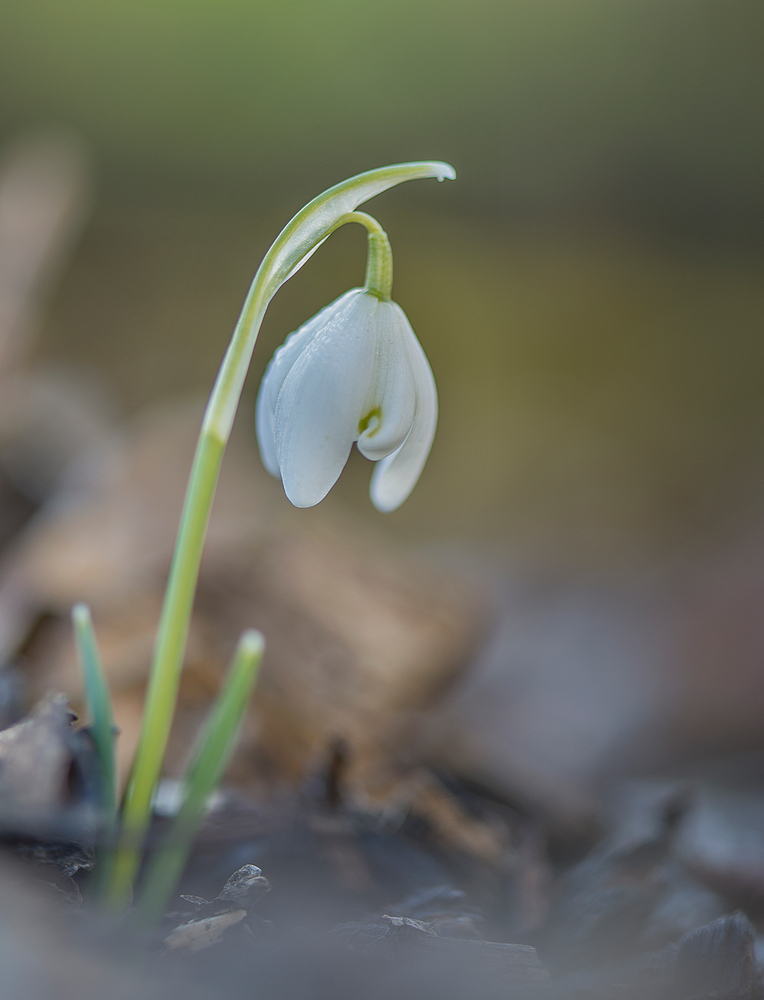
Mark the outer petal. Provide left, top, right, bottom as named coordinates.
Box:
left=275, top=290, right=377, bottom=507
left=369, top=317, right=438, bottom=513
left=356, top=301, right=416, bottom=462
left=255, top=290, right=358, bottom=476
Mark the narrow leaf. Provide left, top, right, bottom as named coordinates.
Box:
left=135, top=629, right=264, bottom=923
left=72, top=602, right=117, bottom=816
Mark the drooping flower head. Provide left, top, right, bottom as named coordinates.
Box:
left=256, top=214, right=437, bottom=512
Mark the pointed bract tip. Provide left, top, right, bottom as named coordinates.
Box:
left=433, top=162, right=456, bottom=181
left=72, top=601, right=90, bottom=625
left=239, top=630, right=265, bottom=657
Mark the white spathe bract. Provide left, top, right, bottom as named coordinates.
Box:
left=256, top=288, right=437, bottom=512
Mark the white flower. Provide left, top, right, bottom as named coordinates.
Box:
left=256, top=288, right=437, bottom=512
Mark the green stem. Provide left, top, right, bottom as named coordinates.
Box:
left=107, top=433, right=223, bottom=906
left=107, top=161, right=455, bottom=909
left=342, top=211, right=393, bottom=300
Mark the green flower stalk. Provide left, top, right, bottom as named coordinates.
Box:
left=107, top=161, right=455, bottom=908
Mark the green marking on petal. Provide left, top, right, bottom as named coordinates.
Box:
left=358, top=406, right=382, bottom=437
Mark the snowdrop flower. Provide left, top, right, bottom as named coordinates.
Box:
left=256, top=215, right=437, bottom=512
left=111, top=162, right=454, bottom=910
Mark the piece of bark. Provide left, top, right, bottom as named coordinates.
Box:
left=164, top=910, right=247, bottom=954
left=0, top=693, right=100, bottom=838
left=179, top=864, right=271, bottom=917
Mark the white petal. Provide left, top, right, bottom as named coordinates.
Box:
left=369, top=318, right=438, bottom=513
left=275, top=290, right=377, bottom=507
left=255, top=290, right=359, bottom=477
left=356, top=301, right=416, bottom=462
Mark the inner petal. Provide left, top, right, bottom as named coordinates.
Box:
left=356, top=301, right=416, bottom=461
left=369, top=307, right=438, bottom=512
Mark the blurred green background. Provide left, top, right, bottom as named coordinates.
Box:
left=1, top=0, right=763, bottom=569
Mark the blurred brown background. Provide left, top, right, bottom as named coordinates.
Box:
left=1, top=0, right=764, bottom=813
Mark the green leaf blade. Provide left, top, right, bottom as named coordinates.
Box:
left=135, top=629, right=264, bottom=923
left=72, top=602, right=117, bottom=817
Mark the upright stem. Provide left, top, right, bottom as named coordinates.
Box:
left=107, top=162, right=454, bottom=908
